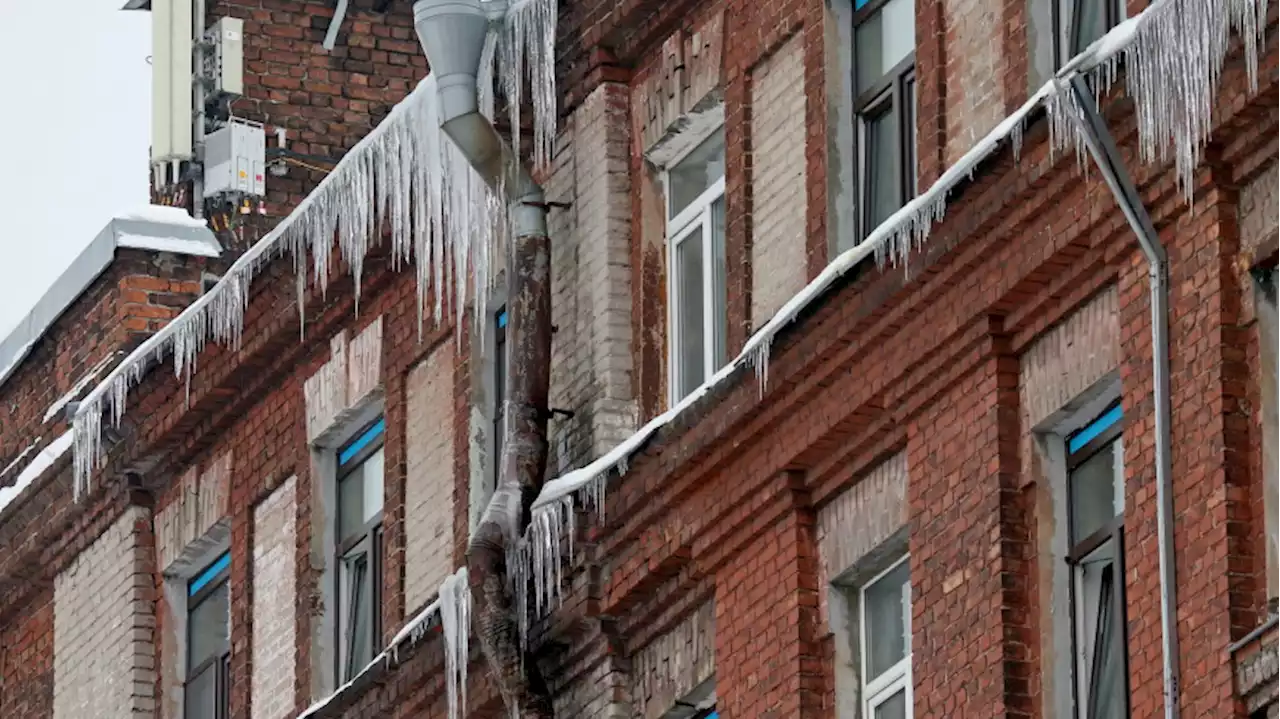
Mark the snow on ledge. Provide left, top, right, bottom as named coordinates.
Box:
left=0, top=430, right=74, bottom=519
left=42, top=352, right=120, bottom=424
left=0, top=209, right=219, bottom=390
left=116, top=233, right=221, bottom=258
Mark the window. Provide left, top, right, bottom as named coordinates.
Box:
left=1053, top=0, right=1124, bottom=67
left=666, top=129, right=727, bottom=402
left=854, top=0, right=916, bottom=239
left=335, top=418, right=385, bottom=681
left=860, top=557, right=912, bottom=719
left=1065, top=402, right=1128, bottom=719
left=494, top=306, right=507, bottom=484
left=186, top=552, right=231, bottom=719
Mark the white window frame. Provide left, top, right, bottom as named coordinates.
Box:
left=664, top=129, right=726, bottom=405
left=859, top=554, right=912, bottom=718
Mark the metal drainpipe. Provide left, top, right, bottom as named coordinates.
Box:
left=412, top=0, right=547, bottom=238
left=1067, top=75, right=1180, bottom=718
left=192, top=0, right=206, bottom=218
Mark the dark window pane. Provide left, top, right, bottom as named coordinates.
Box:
left=854, top=0, right=915, bottom=94
left=1085, top=566, right=1126, bottom=719
left=1074, top=540, right=1127, bottom=719
left=905, top=77, right=917, bottom=195
left=338, top=467, right=366, bottom=542
left=864, top=560, right=910, bottom=680
left=1069, top=440, right=1119, bottom=544
left=495, top=309, right=507, bottom=481
left=185, top=664, right=217, bottom=719
left=676, top=229, right=706, bottom=398
left=669, top=131, right=726, bottom=220
left=339, top=449, right=384, bottom=541
left=188, top=582, right=229, bottom=671
left=1069, top=0, right=1108, bottom=55
left=873, top=689, right=908, bottom=719
left=342, top=552, right=373, bottom=679
left=711, top=199, right=727, bottom=370
left=864, top=106, right=901, bottom=233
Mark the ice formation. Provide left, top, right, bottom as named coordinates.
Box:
left=440, top=568, right=472, bottom=719
left=71, top=0, right=562, bottom=499
left=42, top=352, right=119, bottom=424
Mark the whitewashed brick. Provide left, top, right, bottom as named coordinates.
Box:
left=306, top=318, right=384, bottom=445
left=405, top=339, right=456, bottom=610
left=252, top=476, right=298, bottom=719
left=1019, top=286, right=1119, bottom=430
left=54, top=506, right=156, bottom=718
left=546, top=82, right=639, bottom=471
left=750, top=35, right=808, bottom=327
left=816, top=452, right=908, bottom=590
left=631, top=601, right=716, bottom=719
left=1240, top=162, right=1279, bottom=252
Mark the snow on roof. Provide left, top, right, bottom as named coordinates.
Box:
left=0, top=430, right=74, bottom=518
left=116, top=204, right=212, bottom=229
left=0, top=208, right=220, bottom=389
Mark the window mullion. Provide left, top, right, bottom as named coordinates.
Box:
left=702, top=204, right=715, bottom=375
left=668, top=229, right=681, bottom=401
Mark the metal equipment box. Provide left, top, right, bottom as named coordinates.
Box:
left=203, top=118, right=265, bottom=198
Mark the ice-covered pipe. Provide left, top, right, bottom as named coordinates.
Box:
left=413, top=0, right=546, bottom=239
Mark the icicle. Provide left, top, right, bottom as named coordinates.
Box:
left=439, top=567, right=471, bottom=719
left=748, top=341, right=770, bottom=398
left=497, top=0, right=558, bottom=171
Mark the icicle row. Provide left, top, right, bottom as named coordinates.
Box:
left=497, top=0, right=559, bottom=172
left=1055, top=0, right=1269, bottom=201
left=71, top=75, right=505, bottom=497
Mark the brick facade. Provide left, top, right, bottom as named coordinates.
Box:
left=404, top=338, right=456, bottom=612
left=749, top=34, right=809, bottom=329
left=52, top=506, right=156, bottom=718
left=0, top=2, right=1275, bottom=719
left=252, top=476, right=298, bottom=719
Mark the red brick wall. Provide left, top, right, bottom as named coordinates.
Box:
left=0, top=249, right=208, bottom=479
left=200, top=0, right=427, bottom=249
left=0, top=3, right=1275, bottom=719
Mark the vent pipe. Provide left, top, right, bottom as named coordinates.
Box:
left=413, top=0, right=546, bottom=239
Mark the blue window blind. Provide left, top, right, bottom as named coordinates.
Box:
left=1068, top=404, right=1122, bottom=454
left=497, top=309, right=508, bottom=328
left=339, top=418, right=385, bottom=465
left=189, top=551, right=230, bottom=596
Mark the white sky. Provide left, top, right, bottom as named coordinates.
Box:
left=0, top=0, right=151, bottom=339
